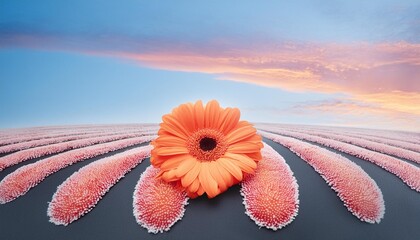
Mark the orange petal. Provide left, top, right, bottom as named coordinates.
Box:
left=197, top=184, right=205, bottom=196
left=226, top=125, right=257, bottom=145
left=246, top=151, right=263, bottom=161
left=154, top=135, right=186, bottom=147
left=150, top=154, right=164, bottom=166
left=204, top=100, right=221, bottom=129
left=181, top=161, right=201, bottom=187
left=194, top=100, right=205, bottom=129
left=188, top=177, right=200, bottom=193
left=159, top=154, right=190, bottom=171
left=228, top=142, right=262, bottom=153
left=173, top=103, right=196, bottom=133
left=208, top=161, right=228, bottom=191
left=213, top=161, right=235, bottom=187
left=224, top=152, right=256, bottom=173
left=216, top=107, right=230, bottom=129
left=175, top=157, right=197, bottom=178
left=218, top=157, right=243, bottom=181
left=220, top=108, right=240, bottom=134
left=162, top=114, right=191, bottom=137
left=242, top=134, right=263, bottom=145
left=187, top=190, right=199, bottom=199
left=198, top=162, right=219, bottom=198
left=155, top=147, right=189, bottom=156
left=161, top=169, right=178, bottom=182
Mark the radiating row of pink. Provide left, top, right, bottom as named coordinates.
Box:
left=0, top=123, right=419, bottom=233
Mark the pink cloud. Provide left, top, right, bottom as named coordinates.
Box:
left=117, top=41, right=420, bottom=94
left=1, top=32, right=419, bottom=130
left=287, top=98, right=419, bottom=131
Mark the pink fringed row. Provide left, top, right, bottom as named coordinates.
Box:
left=259, top=128, right=420, bottom=192
left=0, top=129, right=156, bottom=154
left=241, top=143, right=299, bottom=230
left=315, top=125, right=419, bottom=145
left=133, top=166, right=188, bottom=233
left=341, top=128, right=420, bottom=145
left=284, top=128, right=420, bottom=164
left=48, top=145, right=152, bottom=226
left=261, top=132, right=385, bottom=223
left=310, top=129, right=420, bottom=153
left=0, top=130, right=105, bottom=146
left=0, top=132, right=154, bottom=171
left=0, top=124, right=158, bottom=146
left=256, top=123, right=420, bottom=145
left=0, top=126, right=120, bottom=145
left=0, top=136, right=156, bottom=204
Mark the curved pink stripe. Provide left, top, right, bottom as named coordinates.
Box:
left=261, top=132, right=385, bottom=223
left=0, top=129, right=157, bottom=154
left=0, top=128, right=115, bottom=146
left=47, top=145, right=152, bottom=226
left=241, top=143, right=299, bottom=230
left=318, top=126, right=420, bottom=145
left=0, top=124, right=158, bottom=146
left=0, top=124, right=139, bottom=140
left=260, top=128, right=420, bottom=192
left=267, top=124, right=420, bottom=153
left=311, top=129, right=420, bottom=153
left=0, top=136, right=156, bottom=204
left=256, top=124, right=420, bottom=145
left=282, top=128, right=420, bottom=164
left=0, top=132, right=154, bottom=171
left=133, top=166, right=188, bottom=233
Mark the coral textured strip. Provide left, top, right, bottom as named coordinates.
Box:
left=284, top=128, right=420, bottom=164
left=0, top=136, right=156, bottom=204
left=303, top=128, right=420, bottom=154
left=256, top=124, right=420, bottom=145
left=0, top=132, right=154, bottom=171
left=260, top=128, right=420, bottom=192
left=0, top=124, right=158, bottom=146
left=48, top=145, right=152, bottom=226
left=343, top=128, right=420, bottom=145
left=261, top=132, right=385, bottom=223
left=0, top=127, right=116, bottom=146
left=0, top=130, right=154, bottom=154
left=133, top=166, right=189, bottom=233
left=312, top=126, right=419, bottom=145
left=241, top=143, right=299, bottom=230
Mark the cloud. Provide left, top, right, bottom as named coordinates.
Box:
left=1, top=28, right=419, bottom=130
left=287, top=98, right=420, bottom=131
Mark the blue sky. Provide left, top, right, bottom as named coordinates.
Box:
left=1, top=1, right=419, bottom=130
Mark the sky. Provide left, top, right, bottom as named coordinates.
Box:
left=0, top=0, right=419, bottom=131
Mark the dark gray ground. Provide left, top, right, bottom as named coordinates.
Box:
left=0, top=138, right=419, bottom=240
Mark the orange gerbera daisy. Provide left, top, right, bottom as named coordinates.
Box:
left=151, top=100, right=263, bottom=198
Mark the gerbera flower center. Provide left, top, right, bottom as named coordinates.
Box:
left=187, top=128, right=228, bottom=161
left=199, top=137, right=217, bottom=151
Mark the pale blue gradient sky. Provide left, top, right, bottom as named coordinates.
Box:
left=1, top=1, right=419, bottom=130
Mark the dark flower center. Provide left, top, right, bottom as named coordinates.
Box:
left=199, top=137, right=217, bottom=151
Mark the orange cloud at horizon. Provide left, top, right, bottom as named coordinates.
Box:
left=111, top=41, right=419, bottom=130
left=2, top=33, right=418, bottom=130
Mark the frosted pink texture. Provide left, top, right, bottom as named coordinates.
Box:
left=0, top=136, right=155, bottom=204
left=304, top=128, right=420, bottom=153
left=241, top=143, right=299, bottom=230
left=261, top=132, right=385, bottom=223
left=0, top=132, right=154, bottom=171
left=133, top=166, right=188, bottom=233
left=0, top=124, right=158, bottom=146
left=47, top=145, right=152, bottom=225
left=260, top=127, right=420, bottom=192
left=279, top=127, right=420, bottom=164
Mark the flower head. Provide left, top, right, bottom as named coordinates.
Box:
left=151, top=100, right=263, bottom=198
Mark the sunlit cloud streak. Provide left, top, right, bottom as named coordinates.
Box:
left=1, top=28, right=418, bottom=130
